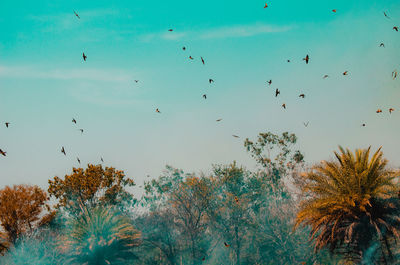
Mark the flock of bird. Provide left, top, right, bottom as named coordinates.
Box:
left=0, top=7, right=399, bottom=167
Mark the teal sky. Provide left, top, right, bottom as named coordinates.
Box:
left=1, top=0, right=400, bottom=189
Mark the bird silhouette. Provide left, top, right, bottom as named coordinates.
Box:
left=209, top=79, right=214, bottom=83
left=224, top=242, right=231, bottom=247
left=189, top=56, right=194, bottom=60
left=362, top=123, right=366, bottom=127
left=379, top=43, right=385, bottom=47
left=392, top=70, right=398, bottom=80
left=376, top=109, right=382, bottom=113
left=343, top=71, right=348, bottom=75
left=303, top=54, right=309, bottom=64
left=323, top=75, right=329, bottom=79
left=287, top=59, right=291, bottom=63
left=5, top=122, right=10, bottom=128
left=282, top=103, right=286, bottom=109
left=182, top=47, right=186, bottom=51
left=203, top=94, right=207, bottom=99
left=61, top=147, right=66, bottom=156
left=394, top=26, right=398, bottom=32
left=73, top=10, right=80, bottom=19
left=168, top=29, right=173, bottom=32
left=332, top=9, right=337, bottom=13
left=384, top=12, right=390, bottom=19
left=232, top=135, right=239, bottom=138
left=216, top=119, right=222, bottom=122
left=264, top=3, right=268, bottom=8
left=77, top=157, right=81, bottom=164
left=72, top=118, right=77, bottom=124
left=267, top=80, right=272, bottom=85
left=101, top=157, right=104, bottom=163
left=299, top=94, right=305, bottom=98
left=82, top=53, right=87, bottom=61
left=79, top=129, right=84, bottom=134
left=389, top=108, right=395, bottom=114
left=0, top=149, right=6, bottom=156
left=156, top=108, right=161, bottom=113
left=275, top=88, right=280, bottom=97
left=201, top=57, right=205, bottom=65
left=134, top=80, right=139, bottom=83
left=303, top=122, right=309, bottom=127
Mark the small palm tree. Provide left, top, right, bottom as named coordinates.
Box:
left=295, top=146, right=400, bottom=263
left=64, top=206, right=141, bottom=265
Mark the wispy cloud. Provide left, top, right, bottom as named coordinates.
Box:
left=0, top=65, right=133, bottom=83
left=139, top=23, right=293, bottom=42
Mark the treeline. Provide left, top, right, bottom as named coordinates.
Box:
left=0, top=132, right=399, bottom=264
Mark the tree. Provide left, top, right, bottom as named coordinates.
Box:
left=0, top=185, right=49, bottom=245
left=48, top=164, right=135, bottom=215
left=63, top=205, right=141, bottom=265
left=295, top=146, right=400, bottom=263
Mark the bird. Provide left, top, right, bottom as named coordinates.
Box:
left=209, top=79, right=214, bottom=83
left=61, top=147, right=66, bottom=156
left=303, top=122, right=309, bottom=127
left=379, top=43, right=385, bottom=47
left=392, top=70, right=398, bottom=80
left=282, top=103, right=286, bottom=109
left=201, top=57, right=205, bottom=65
left=376, top=109, right=382, bottom=113
left=384, top=12, right=390, bottom=19
left=72, top=118, right=77, bottom=124
left=303, top=54, right=309, bottom=64
left=394, top=26, right=398, bottom=32
left=332, top=9, right=337, bottom=13
left=79, top=129, right=84, bottom=134
left=73, top=10, right=80, bottom=19
left=287, top=59, right=291, bottom=63
left=216, top=119, right=222, bottom=122
left=5, top=122, right=10, bottom=128
left=323, top=74, right=329, bottom=79
left=189, top=56, right=194, bottom=60
left=82, top=52, right=87, bottom=61
left=389, top=108, right=395, bottom=114
left=101, top=157, right=104, bottom=163
left=275, top=88, right=280, bottom=97
left=224, top=242, right=230, bottom=247
left=77, top=157, right=81, bottom=164
left=0, top=149, right=6, bottom=156
left=182, top=47, right=186, bottom=51
left=168, top=29, right=173, bottom=32
left=299, top=94, right=305, bottom=98
left=232, top=135, right=240, bottom=138
left=264, top=3, right=268, bottom=8
left=343, top=71, right=348, bottom=76
left=267, top=80, right=272, bottom=85
left=134, top=80, right=139, bottom=83
left=361, top=123, right=366, bottom=127
left=156, top=108, right=161, bottom=113
left=203, top=94, right=207, bottom=99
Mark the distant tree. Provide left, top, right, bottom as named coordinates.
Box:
left=48, top=164, right=135, bottom=215
left=295, top=147, right=400, bottom=263
left=63, top=206, right=141, bottom=265
left=0, top=185, right=50, bottom=246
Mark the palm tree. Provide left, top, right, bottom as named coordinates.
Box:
left=295, top=146, right=400, bottom=263
left=64, top=206, right=141, bottom=265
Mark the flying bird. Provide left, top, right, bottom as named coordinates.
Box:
left=156, top=108, right=161, bottom=113
left=5, top=122, right=10, bottom=128
left=323, top=74, right=329, bottom=79
left=168, top=29, right=173, bottom=32
left=282, top=103, right=286, bottom=109
left=101, top=157, right=104, bottom=163
left=0, top=149, right=6, bottom=156
left=134, top=80, right=139, bottom=83
left=79, top=129, right=84, bottom=134
left=267, top=80, right=272, bottom=85
left=201, top=57, right=205, bottom=65
left=72, top=118, right=77, bottom=124
left=232, top=135, right=240, bottom=138
left=209, top=79, right=214, bottom=83
left=389, top=108, right=395, bottom=114
left=394, top=26, right=398, bottom=32
left=303, top=122, right=309, bottom=127
left=376, top=109, right=382, bottom=113
left=203, top=94, right=207, bottom=99
left=303, top=54, right=309, bottom=64
left=287, top=59, right=291, bottom=63
left=77, top=157, right=81, bottom=164
left=216, top=119, right=222, bottom=122
left=332, top=9, right=337, bottom=13
left=299, top=94, right=305, bottom=98
left=82, top=52, right=87, bottom=61
left=61, top=147, right=66, bottom=156
left=275, top=88, right=280, bottom=97
left=362, top=123, right=366, bottom=127
left=379, top=43, right=385, bottom=47
left=182, top=47, right=186, bottom=51
left=343, top=71, right=348, bottom=75
left=384, top=12, right=390, bottom=19
left=224, top=242, right=231, bottom=247
left=264, top=3, right=268, bottom=8
left=189, top=56, right=194, bottom=60
left=73, top=10, right=80, bottom=19
left=392, top=70, right=398, bottom=80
